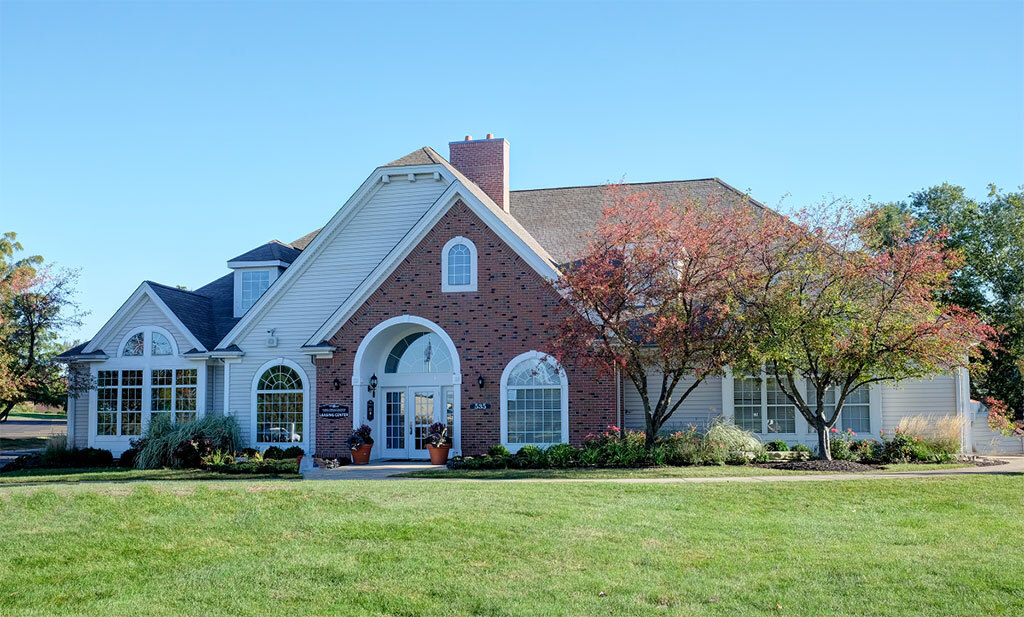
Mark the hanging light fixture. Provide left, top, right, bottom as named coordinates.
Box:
left=367, top=373, right=378, bottom=397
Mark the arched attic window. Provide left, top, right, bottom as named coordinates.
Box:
left=441, top=236, right=478, bottom=293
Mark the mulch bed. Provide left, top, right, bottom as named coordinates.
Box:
left=756, top=460, right=877, bottom=472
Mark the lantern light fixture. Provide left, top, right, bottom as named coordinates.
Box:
left=367, top=373, right=379, bottom=397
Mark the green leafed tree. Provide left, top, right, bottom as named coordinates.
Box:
left=0, top=232, right=87, bottom=421
left=871, top=184, right=1024, bottom=419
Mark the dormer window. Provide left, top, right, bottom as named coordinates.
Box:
left=441, top=236, right=478, bottom=292
left=240, top=270, right=271, bottom=312
left=232, top=268, right=279, bottom=317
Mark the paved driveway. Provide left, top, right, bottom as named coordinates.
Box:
left=0, top=417, right=67, bottom=440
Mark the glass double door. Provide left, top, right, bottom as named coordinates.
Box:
left=382, top=386, right=453, bottom=459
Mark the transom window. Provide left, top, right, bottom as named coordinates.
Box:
left=502, top=352, right=568, bottom=449
left=119, top=327, right=179, bottom=358
left=240, top=270, right=271, bottom=312
left=441, top=236, right=478, bottom=292
left=256, top=365, right=304, bottom=444
left=385, top=332, right=453, bottom=374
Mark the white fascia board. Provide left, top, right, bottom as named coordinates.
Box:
left=304, top=184, right=562, bottom=346
left=82, top=283, right=207, bottom=354
left=226, top=260, right=291, bottom=269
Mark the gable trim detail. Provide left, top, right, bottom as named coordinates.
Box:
left=82, top=283, right=207, bottom=354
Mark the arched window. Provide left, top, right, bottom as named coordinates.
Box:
left=500, top=351, right=569, bottom=451
left=441, top=236, right=477, bottom=292
left=118, top=327, right=179, bottom=358
left=151, top=331, right=173, bottom=356
left=122, top=332, right=145, bottom=356
left=255, top=365, right=304, bottom=444
left=385, top=332, right=454, bottom=374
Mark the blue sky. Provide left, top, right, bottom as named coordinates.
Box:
left=1, top=0, right=1021, bottom=343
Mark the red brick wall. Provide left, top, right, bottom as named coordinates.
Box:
left=448, top=138, right=509, bottom=212
left=314, top=200, right=616, bottom=458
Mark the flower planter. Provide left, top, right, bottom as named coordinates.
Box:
left=427, top=444, right=451, bottom=465
left=351, top=443, right=373, bottom=465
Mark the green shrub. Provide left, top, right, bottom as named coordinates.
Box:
left=282, top=446, right=305, bottom=459
left=765, top=440, right=790, bottom=452
left=135, top=415, right=241, bottom=469
left=704, top=418, right=764, bottom=462
left=203, top=458, right=298, bottom=475
left=659, top=429, right=703, bottom=466
left=515, top=445, right=548, bottom=469
left=791, top=444, right=811, bottom=454
left=487, top=444, right=511, bottom=457
left=36, top=446, right=114, bottom=469
left=262, top=446, right=286, bottom=460
left=119, top=448, right=139, bottom=469
left=545, top=443, right=577, bottom=468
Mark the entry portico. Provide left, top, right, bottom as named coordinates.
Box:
left=352, top=315, right=462, bottom=460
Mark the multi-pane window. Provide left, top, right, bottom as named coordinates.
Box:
left=505, top=356, right=565, bottom=445
left=765, top=377, right=796, bottom=433
left=149, top=368, right=197, bottom=426
left=97, top=369, right=143, bottom=436
left=733, top=374, right=795, bottom=434
left=255, top=365, right=303, bottom=443
left=733, top=376, right=762, bottom=432
left=447, top=244, right=471, bottom=286
left=808, top=383, right=871, bottom=433
left=385, top=390, right=405, bottom=449
left=151, top=332, right=173, bottom=356
left=175, top=369, right=198, bottom=423
left=240, top=270, right=271, bottom=312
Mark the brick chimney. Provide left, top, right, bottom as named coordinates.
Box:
left=449, top=134, right=510, bottom=213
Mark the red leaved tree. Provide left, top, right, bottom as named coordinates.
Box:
left=549, top=186, right=756, bottom=447
left=735, top=204, right=995, bottom=458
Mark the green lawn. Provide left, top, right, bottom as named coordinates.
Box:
left=0, top=437, right=47, bottom=451
left=0, top=467, right=302, bottom=485
left=1, top=476, right=1022, bottom=616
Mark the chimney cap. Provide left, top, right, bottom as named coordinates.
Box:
left=486, top=133, right=494, bottom=139
left=464, top=135, right=472, bottom=141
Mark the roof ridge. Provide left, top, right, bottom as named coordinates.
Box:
left=145, top=280, right=213, bottom=300
left=510, top=178, right=721, bottom=193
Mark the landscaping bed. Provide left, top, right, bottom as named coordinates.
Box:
left=756, top=459, right=876, bottom=472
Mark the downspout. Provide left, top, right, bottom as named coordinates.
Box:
left=616, top=367, right=622, bottom=429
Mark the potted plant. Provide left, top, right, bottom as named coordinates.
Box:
left=348, top=424, right=374, bottom=464
left=426, top=422, right=451, bottom=465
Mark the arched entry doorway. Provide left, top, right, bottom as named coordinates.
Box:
left=353, top=315, right=461, bottom=460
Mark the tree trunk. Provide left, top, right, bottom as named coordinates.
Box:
left=0, top=401, right=15, bottom=423
left=816, top=424, right=832, bottom=460
left=645, top=415, right=659, bottom=449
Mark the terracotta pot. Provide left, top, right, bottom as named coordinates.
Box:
left=427, top=444, right=451, bottom=465
left=351, top=443, right=373, bottom=465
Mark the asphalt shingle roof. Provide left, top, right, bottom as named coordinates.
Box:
left=229, top=241, right=301, bottom=265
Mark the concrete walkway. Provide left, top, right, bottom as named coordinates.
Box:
left=302, top=457, right=1024, bottom=483
left=303, top=460, right=439, bottom=480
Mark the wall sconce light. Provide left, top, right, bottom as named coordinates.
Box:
left=367, top=373, right=378, bottom=397
left=333, top=378, right=341, bottom=391
left=477, top=375, right=485, bottom=388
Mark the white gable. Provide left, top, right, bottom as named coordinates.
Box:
left=89, top=293, right=194, bottom=356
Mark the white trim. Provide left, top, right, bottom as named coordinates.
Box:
left=250, top=357, right=310, bottom=450
left=84, top=284, right=206, bottom=354
left=441, top=236, right=478, bottom=293
left=226, top=260, right=290, bottom=269
left=306, top=184, right=561, bottom=346
left=215, top=165, right=444, bottom=349
left=499, top=350, right=569, bottom=452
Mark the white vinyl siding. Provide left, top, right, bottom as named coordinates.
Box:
left=226, top=176, right=447, bottom=445
left=622, top=370, right=724, bottom=433
left=879, top=375, right=958, bottom=431
left=92, top=296, right=193, bottom=357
